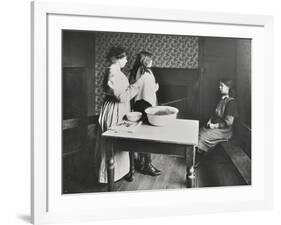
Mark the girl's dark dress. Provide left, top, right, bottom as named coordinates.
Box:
left=198, top=96, right=238, bottom=152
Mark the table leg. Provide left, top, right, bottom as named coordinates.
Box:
left=128, top=152, right=135, bottom=181
left=185, top=145, right=196, bottom=188
left=107, top=140, right=115, bottom=192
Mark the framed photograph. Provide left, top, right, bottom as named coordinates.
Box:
left=31, top=1, right=273, bottom=224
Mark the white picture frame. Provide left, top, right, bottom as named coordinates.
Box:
left=31, top=1, right=273, bottom=224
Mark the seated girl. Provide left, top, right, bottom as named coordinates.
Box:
left=195, top=79, right=239, bottom=166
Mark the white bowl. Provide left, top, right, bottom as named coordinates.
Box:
left=126, top=111, right=142, bottom=122
left=145, top=106, right=179, bottom=126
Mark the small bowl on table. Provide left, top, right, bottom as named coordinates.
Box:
left=126, top=111, right=143, bottom=122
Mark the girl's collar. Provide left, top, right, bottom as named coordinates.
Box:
left=221, top=94, right=229, bottom=99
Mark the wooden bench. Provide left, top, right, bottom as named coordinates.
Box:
left=220, top=120, right=251, bottom=185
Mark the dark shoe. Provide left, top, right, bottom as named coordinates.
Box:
left=134, top=159, right=144, bottom=172
left=123, top=173, right=134, bottom=182
left=194, top=149, right=206, bottom=168
left=142, top=164, right=161, bottom=176
left=153, top=166, right=161, bottom=173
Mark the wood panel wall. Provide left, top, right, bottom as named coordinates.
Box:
left=236, top=39, right=251, bottom=126
left=62, top=30, right=96, bottom=116
left=199, top=37, right=238, bottom=124
left=152, top=67, right=200, bottom=120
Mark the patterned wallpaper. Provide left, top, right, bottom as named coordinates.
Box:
left=94, top=31, right=199, bottom=113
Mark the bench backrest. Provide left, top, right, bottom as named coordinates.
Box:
left=232, top=118, right=251, bottom=158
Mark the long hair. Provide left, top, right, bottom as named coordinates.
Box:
left=130, top=51, right=153, bottom=83
left=220, top=79, right=236, bottom=98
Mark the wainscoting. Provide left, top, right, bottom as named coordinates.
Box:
left=152, top=67, right=200, bottom=120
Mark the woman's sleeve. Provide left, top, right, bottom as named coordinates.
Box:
left=225, top=100, right=239, bottom=118
left=107, top=74, right=143, bottom=103
left=217, top=100, right=238, bottom=128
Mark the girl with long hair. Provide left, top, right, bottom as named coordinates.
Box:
left=130, top=51, right=161, bottom=176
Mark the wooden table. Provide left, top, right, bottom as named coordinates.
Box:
left=102, top=119, right=199, bottom=191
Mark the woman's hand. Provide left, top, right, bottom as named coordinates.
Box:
left=133, top=75, right=144, bottom=89
left=209, top=123, right=219, bottom=129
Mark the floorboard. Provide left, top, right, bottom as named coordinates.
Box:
left=63, top=147, right=247, bottom=194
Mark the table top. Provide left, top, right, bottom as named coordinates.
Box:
left=102, top=119, right=199, bottom=146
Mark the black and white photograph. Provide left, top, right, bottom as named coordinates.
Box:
left=1, top=0, right=278, bottom=224
left=62, top=30, right=251, bottom=194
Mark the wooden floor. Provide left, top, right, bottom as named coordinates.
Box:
left=63, top=146, right=247, bottom=194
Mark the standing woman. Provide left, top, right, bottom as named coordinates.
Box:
left=195, top=79, right=239, bottom=166
left=130, top=51, right=161, bottom=176
left=98, top=47, right=143, bottom=183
